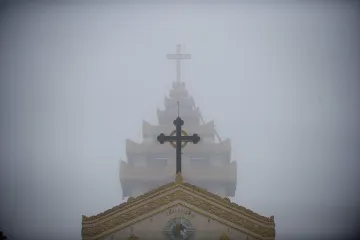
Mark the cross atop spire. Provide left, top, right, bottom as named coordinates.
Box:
left=167, top=44, right=191, bottom=83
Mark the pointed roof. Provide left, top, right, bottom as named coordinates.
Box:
left=83, top=174, right=275, bottom=240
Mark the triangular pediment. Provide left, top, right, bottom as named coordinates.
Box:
left=82, top=175, right=275, bottom=240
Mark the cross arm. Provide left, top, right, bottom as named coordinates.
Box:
left=157, top=133, right=177, bottom=144
left=180, top=134, right=200, bottom=144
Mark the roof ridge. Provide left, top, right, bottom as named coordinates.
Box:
left=82, top=181, right=177, bottom=222
left=181, top=182, right=274, bottom=223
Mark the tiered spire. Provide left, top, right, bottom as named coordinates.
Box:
left=119, top=45, right=236, bottom=199
left=158, top=45, right=199, bottom=126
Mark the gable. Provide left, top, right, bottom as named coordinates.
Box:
left=101, top=203, right=248, bottom=240
left=82, top=176, right=275, bottom=240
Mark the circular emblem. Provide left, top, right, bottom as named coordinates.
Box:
left=169, top=130, right=188, bottom=149
left=164, top=217, right=195, bottom=240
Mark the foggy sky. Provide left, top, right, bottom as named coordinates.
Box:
left=0, top=1, right=359, bottom=239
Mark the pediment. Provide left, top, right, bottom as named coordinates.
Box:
left=82, top=175, right=275, bottom=240
left=99, top=203, right=250, bottom=240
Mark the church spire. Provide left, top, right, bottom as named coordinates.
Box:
left=166, top=44, right=191, bottom=84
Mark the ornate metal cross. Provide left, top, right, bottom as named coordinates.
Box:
left=157, top=116, right=200, bottom=174
left=167, top=44, right=191, bottom=83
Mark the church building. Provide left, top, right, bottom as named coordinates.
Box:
left=81, top=45, right=276, bottom=240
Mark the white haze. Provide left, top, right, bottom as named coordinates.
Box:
left=0, top=1, right=359, bottom=239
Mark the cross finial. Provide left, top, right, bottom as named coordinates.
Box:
left=167, top=44, right=191, bottom=83
left=157, top=116, right=200, bottom=174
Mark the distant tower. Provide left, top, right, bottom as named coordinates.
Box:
left=119, top=45, right=237, bottom=198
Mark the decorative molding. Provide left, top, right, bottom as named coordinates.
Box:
left=83, top=180, right=274, bottom=224
left=82, top=182, right=177, bottom=222
left=181, top=182, right=272, bottom=223
left=82, top=190, right=275, bottom=239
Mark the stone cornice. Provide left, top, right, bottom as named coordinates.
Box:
left=82, top=175, right=275, bottom=240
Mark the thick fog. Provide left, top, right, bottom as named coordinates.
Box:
left=0, top=1, right=359, bottom=239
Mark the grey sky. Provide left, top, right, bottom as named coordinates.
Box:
left=0, top=1, right=359, bottom=239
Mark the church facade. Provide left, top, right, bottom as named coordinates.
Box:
left=81, top=45, right=276, bottom=240
left=82, top=174, right=275, bottom=240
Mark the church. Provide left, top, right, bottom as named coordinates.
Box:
left=81, top=45, right=276, bottom=240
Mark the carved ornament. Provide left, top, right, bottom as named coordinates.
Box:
left=83, top=181, right=273, bottom=224
left=82, top=190, right=275, bottom=239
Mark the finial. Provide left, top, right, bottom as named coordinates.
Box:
left=166, top=45, right=191, bottom=83
left=175, top=172, right=183, bottom=183
left=223, top=197, right=231, bottom=203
